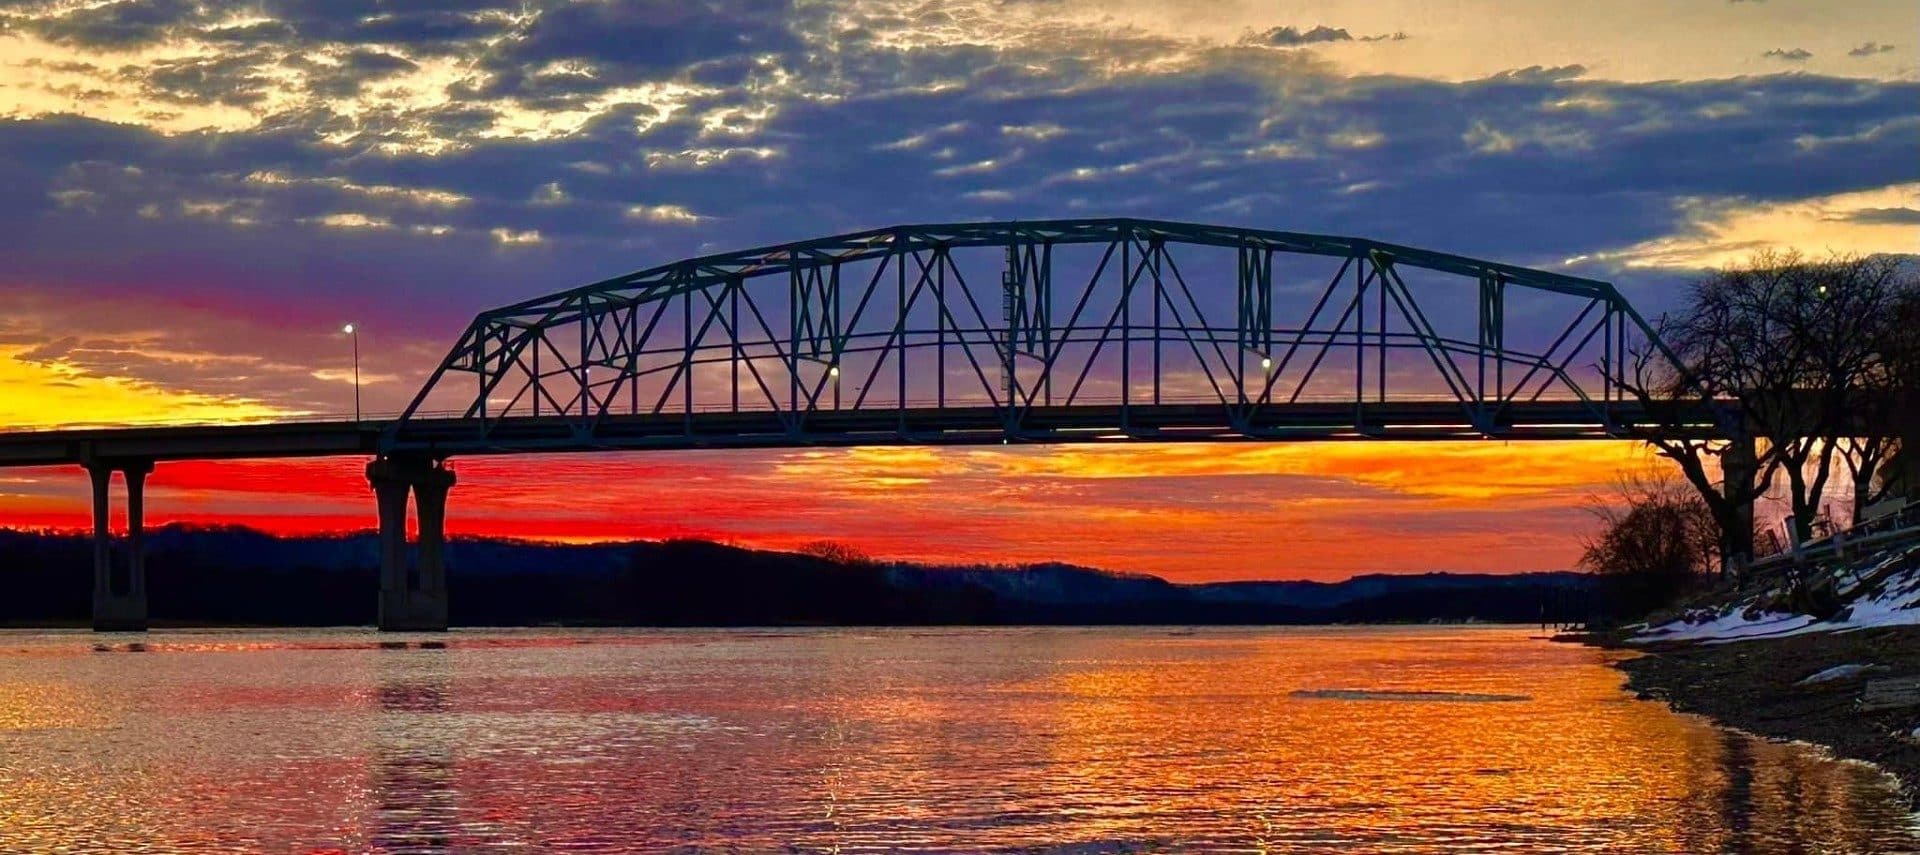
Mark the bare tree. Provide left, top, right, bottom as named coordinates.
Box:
left=1617, top=314, right=1758, bottom=576
left=1622, top=251, right=1915, bottom=559
left=1858, top=285, right=1920, bottom=511
left=799, top=539, right=874, bottom=566
left=1581, top=469, right=1719, bottom=615
left=1767, top=252, right=1911, bottom=530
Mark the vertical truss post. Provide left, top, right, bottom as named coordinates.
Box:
left=1038, top=242, right=1055, bottom=407
left=1001, top=237, right=1051, bottom=416
left=1489, top=274, right=1505, bottom=424
left=1601, top=301, right=1612, bottom=409
left=1236, top=245, right=1273, bottom=406
left=1376, top=257, right=1387, bottom=404
left=682, top=287, right=693, bottom=429
left=1599, top=297, right=1619, bottom=430
left=579, top=301, right=590, bottom=419
left=834, top=261, right=844, bottom=410
left=476, top=328, right=488, bottom=420
left=1478, top=272, right=1505, bottom=427
left=1002, top=242, right=1019, bottom=413
left=1044, top=243, right=1059, bottom=407
left=1236, top=247, right=1249, bottom=406
left=1354, top=253, right=1367, bottom=430
left=828, top=263, right=841, bottom=364
left=1495, top=277, right=1507, bottom=413
left=532, top=335, right=542, bottom=418
left=628, top=306, right=641, bottom=415
left=936, top=247, right=947, bottom=409
left=896, top=242, right=907, bottom=428
left=1614, top=298, right=1627, bottom=423
left=1150, top=239, right=1163, bottom=406
left=730, top=276, right=741, bottom=413
left=1120, top=230, right=1132, bottom=429
left=788, top=252, right=800, bottom=416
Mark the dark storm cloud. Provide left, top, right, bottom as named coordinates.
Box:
left=199, top=18, right=296, bottom=44
left=17, top=335, right=81, bottom=363
left=1480, top=64, right=1589, bottom=83
left=1762, top=47, right=1812, bottom=61
left=1244, top=25, right=1406, bottom=47
left=1250, top=25, right=1355, bottom=46
left=709, top=68, right=1916, bottom=267
left=474, top=0, right=801, bottom=92
left=290, top=49, right=421, bottom=98
left=22, top=0, right=208, bottom=47
left=10, top=0, right=519, bottom=52
left=1849, top=42, right=1896, bottom=57
left=251, top=0, right=518, bottom=47
left=349, top=8, right=514, bottom=45
left=137, top=50, right=279, bottom=106
left=1831, top=207, right=1920, bottom=226
left=4, top=65, right=1915, bottom=291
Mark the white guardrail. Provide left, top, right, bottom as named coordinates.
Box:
left=1750, top=500, right=1920, bottom=573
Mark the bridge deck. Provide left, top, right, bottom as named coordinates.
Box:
left=0, top=400, right=1712, bottom=468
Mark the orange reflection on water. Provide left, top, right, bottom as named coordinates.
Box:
left=0, top=627, right=1911, bottom=853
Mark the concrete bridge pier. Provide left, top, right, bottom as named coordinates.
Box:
left=87, top=459, right=153, bottom=632
left=1723, top=435, right=1758, bottom=575
left=367, top=456, right=456, bottom=632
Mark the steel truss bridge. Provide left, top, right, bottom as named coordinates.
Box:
left=0, top=218, right=1730, bottom=631
left=387, top=218, right=1716, bottom=454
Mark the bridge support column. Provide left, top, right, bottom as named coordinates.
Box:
left=88, top=459, right=153, bottom=632
left=1722, top=435, right=1757, bottom=576
left=368, top=456, right=455, bottom=632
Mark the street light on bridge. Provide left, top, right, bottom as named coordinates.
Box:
left=342, top=323, right=361, bottom=422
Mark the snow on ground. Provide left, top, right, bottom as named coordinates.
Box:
left=1632, top=543, right=1920, bottom=645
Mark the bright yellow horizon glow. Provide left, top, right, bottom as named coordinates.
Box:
left=0, top=345, right=289, bottom=428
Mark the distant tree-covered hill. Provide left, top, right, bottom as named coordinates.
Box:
left=0, top=525, right=1599, bottom=627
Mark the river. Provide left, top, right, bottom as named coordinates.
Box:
left=0, top=626, right=1911, bottom=853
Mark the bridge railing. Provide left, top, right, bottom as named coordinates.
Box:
left=0, top=393, right=1629, bottom=437
left=1751, top=501, right=1920, bottom=574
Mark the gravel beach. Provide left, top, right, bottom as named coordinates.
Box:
left=1591, top=626, right=1920, bottom=809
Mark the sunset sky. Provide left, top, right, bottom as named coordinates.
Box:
left=1, top=0, right=1915, bottom=581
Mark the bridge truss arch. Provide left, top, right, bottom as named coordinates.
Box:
left=389, top=218, right=1707, bottom=454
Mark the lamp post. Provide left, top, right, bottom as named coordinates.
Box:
left=1242, top=351, right=1272, bottom=405
left=343, top=323, right=361, bottom=421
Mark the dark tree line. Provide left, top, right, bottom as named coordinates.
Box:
left=0, top=527, right=1601, bottom=627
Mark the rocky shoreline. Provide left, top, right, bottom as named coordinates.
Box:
left=1580, top=626, right=1920, bottom=809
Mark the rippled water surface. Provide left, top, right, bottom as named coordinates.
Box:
left=0, top=626, right=1913, bottom=853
